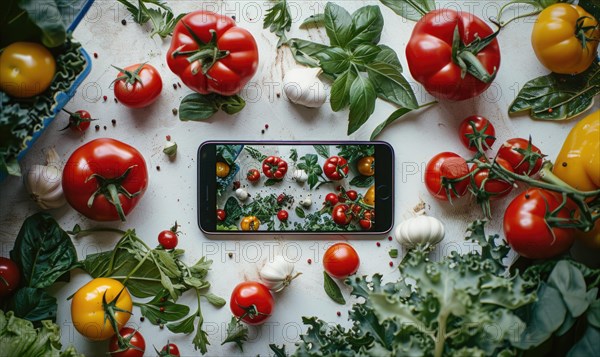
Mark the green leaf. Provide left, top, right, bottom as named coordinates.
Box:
left=379, top=0, right=435, bottom=22
left=348, top=75, right=377, bottom=135
left=315, top=47, right=351, bottom=75
left=370, top=107, right=413, bottom=140
left=10, top=212, right=78, bottom=289
left=352, top=44, right=382, bottom=64
left=244, top=146, right=268, bottom=162
left=221, top=316, right=249, bottom=351
left=263, top=0, right=292, bottom=47
left=375, top=45, right=402, bottom=68
left=349, top=175, right=374, bottom=188
left=224, top=197, right=243, bottom=226
left=366, top=61, right=418, bottom=109
left=313, top=145, right=330, bottom=159
left=588, top=299, right=600, bottom=328
left=269, top=344, right=287, bottom=357
left=388, top=249, right=398, bottom=259
left=323, top=271, right=346, bottom=304
left=138, top=301, right=190, bottom=324
left=347, top=6, right=384, bottom=48
left=167, top=313, right=196, bottom=334
left=548, top=260, right=589, bottom=317
left=288, top=38, right=329, bottom=68
left=330, top=69, right=357, bottom=111
left=289, top=148, right=298, bottom=162
left=193, top=314, right=210, bottom=353
left=295, top=206, right=306, bottom=219
left=7, top=288, right=57, bottom=323
left=203, top=292, right=226, bottom=307
left=324, top=2, right=354, bottom=48
left=265, top=178, right=279, bottom=186
left=566, top=326, right=600, bottom=357
left=17, top=0, right=66, bottom=47
left=216, top=94, right=246, bottom=115
left=179, top=93, right=218, bottom=121
left=300, top=13, right=325, bottom=28
left=508, top=60, right=600, bottom=120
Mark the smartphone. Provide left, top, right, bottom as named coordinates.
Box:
left=198, top=141, right=394, bottom=234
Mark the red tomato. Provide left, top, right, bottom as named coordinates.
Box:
left=324, top=193, right=339, bottom=207
left=424, top=152, right=470, bottom=201
left=0, top=257, right=20, bottom=298
left=108, top=327, right=145, bottom=357
left=262, top=156, right=288, bottom=180
left=62, top=138, right=148, bottom=222
left=61, top=109, right=95, bottom=133
left=166, top=11, right=259, bottom=96
left=277, top=209, right=288, bottom=221
left=230, top=281, right=274, bottom=325
left=247, top=169, right=260, bottom=182
left=332, top=204, right=353, bottom=226
left=497, top=138, right=544, bottom=176
left=158, top=229, right=178, bottom=250
left=217, top=209, right=226, bottom=221
left=458, top=115, right=496, bottom=151
left=339, top=190, right=358, bottom=202
left=323, top=156, right=349, bottom=181
left=323, top=243, right=360, bottom=279
left=113, top=63, right=162, bottom=108
left=359, top=211, right=374, bottom=230
left=471, top=158, right=514, bottom=200
left=406, top=9, right=500, bottom=100
left=159, top=343, right=180, bottom=357
left=504, top=189, right=575, bottom=259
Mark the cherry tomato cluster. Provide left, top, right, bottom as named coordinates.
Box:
left=325, top=187, right=375, bottom=230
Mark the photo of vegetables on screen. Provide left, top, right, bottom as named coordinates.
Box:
left=215, top=144, right=375, bottom=231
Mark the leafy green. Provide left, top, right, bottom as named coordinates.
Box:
left=263, top=0, right=292, bottom=47
left=295, top=206, right=306, bottom=219
left=223, top=197, right=243, bottom=227
left=509, top=59, right=600, bottom=120
left=349, top=175, right=374, bottom=188
left=7, top=288, right=57, bottom=324
left=297, top=154, right=325, bottom=189
left=379, top=0, right=435, bottom=21
left=221, top=316, right=249, bottom=351
left=348, top=74, right=377, bottom=135
left=313, top=145, right=330, bottom=159
left=136, top=297, right=190, bottom=325
left=116, top=0, right=185, bottom=38
left=336, top=144, right=374, bottom=167
left=0, top=311, right=82, bottom=357
left=323, top=271, right=346, bottom=305
left=179, top=93, right=246, bottom=121
left=0, top=0, right=67, bottom=48
left=244, top=146, right=268, bottom=162
left=324, top=3, right=354, bottom=48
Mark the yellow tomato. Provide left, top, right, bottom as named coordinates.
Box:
left=362, top=185, right=375, bottom=207
left=216, top=162, right=230, bottom=178
left=240, top=216, right=261, bottom=231
left=357, top=156, right=375, bottom=177
left=71, top=278, right=132, bottom=341
left=0, top=42, right=56, bottom=98
left=531, top=4, right=600, bottom=74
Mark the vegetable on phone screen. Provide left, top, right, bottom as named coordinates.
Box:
left=323, top=156, right=349, bottom=181
left=71, top=278, right=132, bottom=341
left=259, top=255, right=301, bottom=292
left=277, top=210, right=289, bottom=222
left=158, top=222, right=179, bottom=250
left=167, top=10, right=259, bottom=96
left=424, top=152, right=470, bottom=201
left=504, top=189, right=575, bottom=259
left=240, top=216, right=261, bottom=231
left=113, top=63, right=163, bottom=108
left=532, top=4, right=600, bottom=75
left=216, top=162, right=230, bottom=178
left=230, top=281, right=274, bottom=325
left=247, top=169, right=260, bottom=182
left=25, top=148, right=66, bottom=210
left=323, top=242, right=360, bottom=279
left=62, top=138, right=148, bottom=222
left=108, top=327, right=145, bottom=357
left=217, top=209, right=226, bottom=221
left=357, top=156, right=375, bottom=176
left=0, top=257, right=20, bottom=298
left=395, top=214, right=445, bottom=250
left=362, top=185, right=375, bottom=207
left=406, top=9, right=500, bottom=100
left=0, top=42, right=56, bottom=98
left=262, top=156, right=288, bottom=180
left=497, top=138, right=544, bottom=176
left=60, top=109, right=96, bottom=132
left=458, top=115, right=496, bottom=151
left=332, top=204, right=353, bottom=226
left=324, top=193, right=339, bottom=207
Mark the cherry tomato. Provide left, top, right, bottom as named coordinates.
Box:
left=158, top=224, right=178, bottom=250
left=277, top=210, right=288, bottom=221
left=0, top=257, right=20, bottom=298
left=458, top=115, right=496, bottom=151
left=471, top=158, right=514, bottom=200
left=323, top=156, right=349, bottom=181
left=113, top=63, right=162, bottom=108
left=108, top=327, right=145, bottom=357
left=424, top=152, right=470, bottom=201
left=159, top=343, right=180, bottom=357
left=504, top=189, right=575, bottom=259
left=262, top=156, right=288, bottom=180
left=357, top=156, right=375, bottom=176
left=332, top=204, right=353, bottom=226
left=359, top=211, right=374, bottom=230
left=497, top=138, right=544, bottom=176
left=217, top=209, right=226, bottom=221
left=247, top=169, right=260, bottom=182
left=324, top=193, right=339, bottom=207
left=230, top=281, right=274, bottom=325
left=323, top=242, right=360, bottom=279
left=340, top=190, right=358, bottom=202
left=61, top=109, right=95, bottom=133
left=216, top=162, right=230, bottom=178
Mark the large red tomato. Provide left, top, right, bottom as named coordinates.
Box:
left=406, top=9, right=500, bottom=100
left=504, top=189, right=575, bottom=259
left=167, top=11, right=259, bottom=96
left=230, top=281, right=274, bottom=325
left=113, top=63, right=162, bottom=108
left=62, top=138, right=148, bottom=222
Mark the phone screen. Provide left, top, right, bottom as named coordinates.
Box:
left=198, top=142, right=394, bottom=234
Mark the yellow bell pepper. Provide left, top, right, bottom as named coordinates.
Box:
left=240, top=216, right=261, bottom=231
left=531, top=4, right=600, bottom=75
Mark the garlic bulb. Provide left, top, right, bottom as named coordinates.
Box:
left=25, top=148, right=66, bottom=210
left=283, top=67, right=327, bottom=108
left=293, top=169, right=308, bottom=183
left=259, top=255, right=301, bottom=292
left=299, top=195, right=312, bottom=208
left=395, top=215, right=445, bottom=249
left=235, top=188, right=249, bottom=201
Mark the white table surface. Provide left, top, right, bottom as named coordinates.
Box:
left=1, top=1, right=598, bottom=356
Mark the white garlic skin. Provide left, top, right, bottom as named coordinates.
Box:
left=235, top=188, right=249, bottom=201
left=283, top=67, right=327, bottom=108
left=293, top=169, right=308, bottom=183
left=259, top=255, right=299, bottom=292
left=395, top=215, right=445, bottom=249
left=25, top=148, right=66, bottom=210
left=300, top=196, right=312, bottom=208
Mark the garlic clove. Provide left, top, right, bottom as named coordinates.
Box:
left=283, top=67, right=327, bottom=108
left=25, top=148, right=66, bottom=210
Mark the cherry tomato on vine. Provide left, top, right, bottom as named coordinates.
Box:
left=230, top=281, right=274, bottom=325
left=359, top=211, right=374, bottom=230
left=357, top=156, right=375, bottom=176
left=277, top=210, right=288, bottom=221
left=61, top=109, right=96, bottom=132
left=113, top=63, right=162, bottom=108
left=247, top=169, right=260, bottom=182
left=323, top=243, right=360, bottom=279
left=332, top=204, right=353, bottom=226
left=158, top=223, right=179, bottom=250
left=424, top=152, right=470, bottom=201
left=497, top=138, right=544, bottom=176
left=0, top=257, right=20, bottom=298
left=343, top=190, right=358, bottom=202
left=158, top=343, right=180, bottom=357
left=108, top=327, right=145, bottom=357
left=216, top=162, right=230, bottom=178
left=458, top=115, right=496, bottom=151
left=504, top=189, right=575, bottom=259
left=323, top=156, right=349, bottom=181
left=324, top=193, right=339, bottom=207
left=471, top=158, right=514, bottom=200
left=217, top=209, right=226, bottom=221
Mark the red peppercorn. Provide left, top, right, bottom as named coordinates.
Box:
left=103, top=95, right=107, bottom=101
left=376, top=242, right=381, bottom=247
left=307, top=258, right=312, bottom=264
left=389, top=261, right=393, bottom=267
left=388, top=236, right=392, bottom=241
left=265, top=124, right=269, bottom=129
left=166, top=135, right=171, bottom=141
left=93, top=52, right=98, bottom=58
left=336, top=311, right=341, bottom=316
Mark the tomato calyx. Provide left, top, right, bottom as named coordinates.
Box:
left=155, top=342, right=179, bottom=357
left=60, top=109, right=96, bottom=131
left=510, top=136, right=547, bottom=176
left=172, top=22, right=230, bottom=76
left=235, top=302, right=270, bottom=322
left=102, top=288, right=133, bottom=349
left=575, top=16, right=600, bottom=49
left=110, top=328, right=144, bottom=355
left=464, top=121, right=495, bottom=153
left=86, top=165, right=143, bottom=221
left=111, top=63, right=146, bottom=86
left=451, top=22, right=499, bottom=84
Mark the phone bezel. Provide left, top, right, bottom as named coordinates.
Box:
left=198, top=141, right=394, bottom=235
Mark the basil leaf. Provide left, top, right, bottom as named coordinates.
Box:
left=17, top=0, right=66, bottom=48
left=221, top=316, right=249, bottom=351
left=349, top=175, right=374, bottom=188
left=352, top=44, right=382, bottom=64
left=323, top=271, right=346, bottom=305
left=265, top=178, right=280, bottom=186
left=7, top=288, right=57, bottom=323
left=167, top=313, right=196, bottom=334
left=179, top=93, right=218, bottom=121
left=370, top=107, right=413, bottom=140
left=10, top=213, right=77, bottom=289
left=138, top=301, right=190, bottom=324
left=375, top=45, right=402, bottom=68
left=295, top=206, right=306, bottom=218
left=379, top=0, right=435, bottom=22
left=313, top=145, right=330, bottom=159
left=315, top=47, right=351, bottom=75
left=509, top=60, right=600, bottom=120
left=347, top=5, right=384, bottom=48
left=300, top=13, right=325, bottom=28
left=203, top=292, right=227, bottom=307
left=224, top=197, right=243, bottom=226
left=330, top=69, right=357, bottom=111
left=366, top=61, right=418, bottom=109
left=216, top=94, right=246, bottom=115
left=288, top=38, right=329, bottom=67
left=324, top=2, right=354, bottom=48
left=348, top=75, right=377, bottom=135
